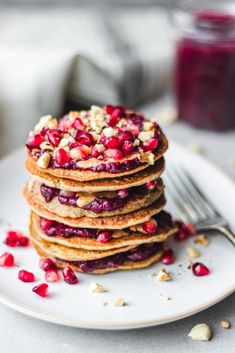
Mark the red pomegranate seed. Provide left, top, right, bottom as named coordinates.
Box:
left=117, top=189, right=129, bottom=199
left=18, top=270, right=35, bottom=282
left=74, top=131, right=95, bottom=146
left=0, top=252, right=15, bottom=267
left=18, top=236, right=29, bottom=247
left=40, top=218, right=53, bottom=230
left=145, top=180, right=157, bottom=190
left=47, top=130, right=61, bottom=147
left=107, top=114, right=119, bottom=127
left=91, top=145, right=103, bottom=158
left=105, top=104, right=115, bottom=114
left=161, top=249, right=175, bottom=265
left=174, top=221, right=196, bottom=241
left=5, top=231, right=20, bottom=247
left=105, top=149, right=123, bottom=160
left=32, top=283, right=49, bottom=297
left=104, top=136, right=120, bottom=149
left=142, top=219, right=158, bottom=233
left=112, top=106, right=125, bottom=116
left=96, top=231, right=112, bottom=243
left=45, top=269, right=60, bottom=283
left=39, top=258, right=55, bottom=272
left=72, top=117, right=85, bottom=130
left=118, top=131, right=134, bottom=143
left=55, top=148, right=70, bottom=165
left=26, top=133, right=44, bottom=149
left=58, top=116, right=73, bottom=132
left=121, top=140, right=134, bottom=153
left=62, top=266, right=79, bottom=284
left=142, top=137, right=158, bottom=152
left=192, top=262, right=210, bottom=276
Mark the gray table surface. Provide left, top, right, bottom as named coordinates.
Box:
left=0, top=98, right=235, bottom=353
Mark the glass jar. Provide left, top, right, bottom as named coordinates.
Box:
left=172, top=0, right=235, bottom=130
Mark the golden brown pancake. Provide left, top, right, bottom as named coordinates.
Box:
left=23, top=185, right=166, bottom=229
left=32, top=211, right=177, bottom=250
left=25, top=156, right=165, bottom=192
left=26, top=178, right=164, bottom=218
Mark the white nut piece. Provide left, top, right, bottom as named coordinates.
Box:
left=156, top=268, right=171, bottom=282
left=36, top=153, right=51, bottom=169
left=103, top=127, right=117, bottom=138
left=40, top=141, right=54, bottom=151
left=143, top=121, right=154, bottom=131
left=221, top=320, right=230, bottom=329
left=138, top=131, right=154, bottom=142
left=186, top=247, right=201, bottom=258
left=133, top=139, right=140, bottom=147
left=113, top=298, right=125, bottom=307
left=89, top=282, right=106, bottom=293
left=194, top=234, right=209, bottom=246
left=148, top=153, right=155, bottom=165
left=188, top=323, right=212, bottom=341
left=34, top=115, right=58, bottom=132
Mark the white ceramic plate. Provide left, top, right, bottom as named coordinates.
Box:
left=0, top=143, right=235, bottom=330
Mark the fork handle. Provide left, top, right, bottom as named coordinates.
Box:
left=197, top=225, right=235, bottom=246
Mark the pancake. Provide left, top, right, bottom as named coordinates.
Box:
left=34, top=244, right=163, bottom=274
left=25, top=156, right=165, bottom=192
left=32, top=211, right=177, bottom=250
left=26, top=129, right=168, bottom=181
left=23, top=185, right=166, bottom=229
left=26, top=178, right=164, bottom=218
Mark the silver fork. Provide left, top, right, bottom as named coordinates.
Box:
left=164, top=167, right=235, bottom=246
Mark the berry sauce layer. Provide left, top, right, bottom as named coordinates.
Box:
left=26, top=105, right=162, bottom=173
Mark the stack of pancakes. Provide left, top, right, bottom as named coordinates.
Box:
left=23, top=106, right=177, bottom=274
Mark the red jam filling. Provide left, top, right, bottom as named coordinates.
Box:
left=54, top=243, right=162, bottom=272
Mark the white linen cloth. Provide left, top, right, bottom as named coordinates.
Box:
left=0, top=7, right=173, bottom=157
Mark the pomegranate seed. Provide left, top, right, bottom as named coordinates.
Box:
left=145, top=180, right=157, bottom=190
left=62, top=266, right=79, bottom=284
left=55, top=148, right=70, bottom=165
left=74, top=131, right=95, bottom=146
left=121, top=140, right=134, bottom=153
left=26, top=133, right=44, bottom=149
left=40, top=218, right=53, bottom=230
left=161, top=249, right=175, bottom=265
left=72, top=117, right=85, bottom=130
left=142, top=137, right=158, bottom=152
left=107, top=114, right=119, bottom=127
left=32, top=283, right=49, bottom=297
left=18, top=236, right=29, bottom=247
left=117, top=189, right=129, bottom=199
left=105, top=104, right=115, bottom=114
left=91, top=145, right=103, bottom=158
left=112, top=106, right=125, bottom=117
left=18, top=270, right=35, bottom=282
left=70, top=145, right=90, bottom=160
left=192, top=262, right=210, bottom=276
left=45, top=269, right=60, bottom=283
left=5, top=231, right=20, bottom=247
left=142, top=219, right=158, bottom=233
left=58, top=115, right=73, bottom=132
left=0, top=252, right=14, bottom=267
left=105, top=149, right=123, bottom=160
left=39, top=258, right=55, bottom=272
left=174, top=221, right=196, bottom=241
left=47, top=130, right=61, bottom=147
left=118, top=131, right=134, bottom=143
left=104, top=136, right=120, bottom=149
left=96, top=231, right=112, bottom=243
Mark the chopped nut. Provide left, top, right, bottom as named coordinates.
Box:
left=156, top=268, right=171, bottom=282
left=221, top=320, right=230, bottom=329
left=188, top=323, right=212, bottom=341
left=113, top=298, right=125, bottom=307
left=138, top=131, right=154, bottom=142
left=76, top=194, right=96, bottom=207
left=40, top=141, right=54, bottom=151
left=91, top=105, right=104, bottom=113
left=148, top=153, right=155, bottom=165
left=95, top=144, right=104, bottom=153
left=59, top=136, right=75, bottom=148
left=143, top=121, right=154, bottom=131
left=36, top=153, right=51, bottom=169
left=69, top=111, right=80, bottom=120
left=103, top=127, right=117, bottom=138
left=133, top=138, right=140, bottom=147
left=89, top=282, right=106, bottom=293
left=34, top=115, right=58, bottom=132
left=186, top=247, right=201, bottom=258
left=194, top=234, right=209, bottom=246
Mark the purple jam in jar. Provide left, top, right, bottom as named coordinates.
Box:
left=173, top=1, right=235, bottom=130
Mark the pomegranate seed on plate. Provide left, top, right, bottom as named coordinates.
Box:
left=26, top=133, right=44, bottom=149
left=142, top=219, right=158, bottom=233
left=18, top=236, right=29, bottom=247
left=55, top=148, right=70, bottom=165
left=174, top=221, right=196, bottom=241
left=145, top=180, right=157, bottom=190
left=96, top=231, right=112, bottom=243
left=45, top=269, right=60, bottom=283
left=18, top=270, right=35, bottom=282
left=47, top=130, right=61, bottom=147
left=5, top=231, right=20, bottom=247
left=117, top=189, right=129, bottom=199
left=161, top=249, right=175, bottom=265
left=62, top=266, right=79, bottom=284
left=39, top=258, right=55, bottom=272
left=121, top=140, right=133, bottom=153
left=0, top=252, right=15, bottom=267
left=105, top=149, right=123, bottom=160
left=72, top=117, right=85, bottom=130
left=192, top=262, right=210, bottom=276
left=32, top=283, right=49, bottom=297
left=142, top=137, right=158, bottom=152
left=104, top=136, right=120, bottom=149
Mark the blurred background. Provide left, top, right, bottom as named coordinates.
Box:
left=0, top=0, right=235, bottom=178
